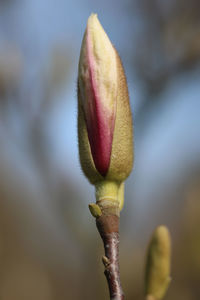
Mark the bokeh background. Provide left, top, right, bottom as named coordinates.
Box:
left=0, top=0, right=200, bottom=299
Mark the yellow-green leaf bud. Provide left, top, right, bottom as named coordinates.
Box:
left=145, top=226, right=171, bottom=300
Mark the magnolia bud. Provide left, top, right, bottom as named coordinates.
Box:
left=78, top=14, right=133, bottom=186
left=145, top=226, right=171, bottom=300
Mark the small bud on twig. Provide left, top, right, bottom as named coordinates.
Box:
left=88, top=203, right=102, bottom=218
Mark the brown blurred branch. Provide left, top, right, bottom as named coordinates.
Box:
left=145, top=296, right=156, bottom=300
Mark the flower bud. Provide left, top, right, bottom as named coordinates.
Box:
left=145, top=226, right=171, bottom=300
left=78, top=13, right=133, bottom=185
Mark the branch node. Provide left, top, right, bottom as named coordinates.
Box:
left=102, top=255, right=110, bottom=268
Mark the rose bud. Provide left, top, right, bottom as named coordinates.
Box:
left=78, top=14, right=133, bottom=203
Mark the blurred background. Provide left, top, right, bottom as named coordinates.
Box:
left=0, top=0, right=200, bottom=299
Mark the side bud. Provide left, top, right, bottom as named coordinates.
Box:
left=78, top=14, right=133, bottom=185
left=145, top=226, right=171, bottom=300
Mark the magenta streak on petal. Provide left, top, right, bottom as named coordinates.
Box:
left=83, top=28, right=115, bottom=176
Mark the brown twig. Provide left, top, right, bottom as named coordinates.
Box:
left=96, top=207, right=124, bottom=300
